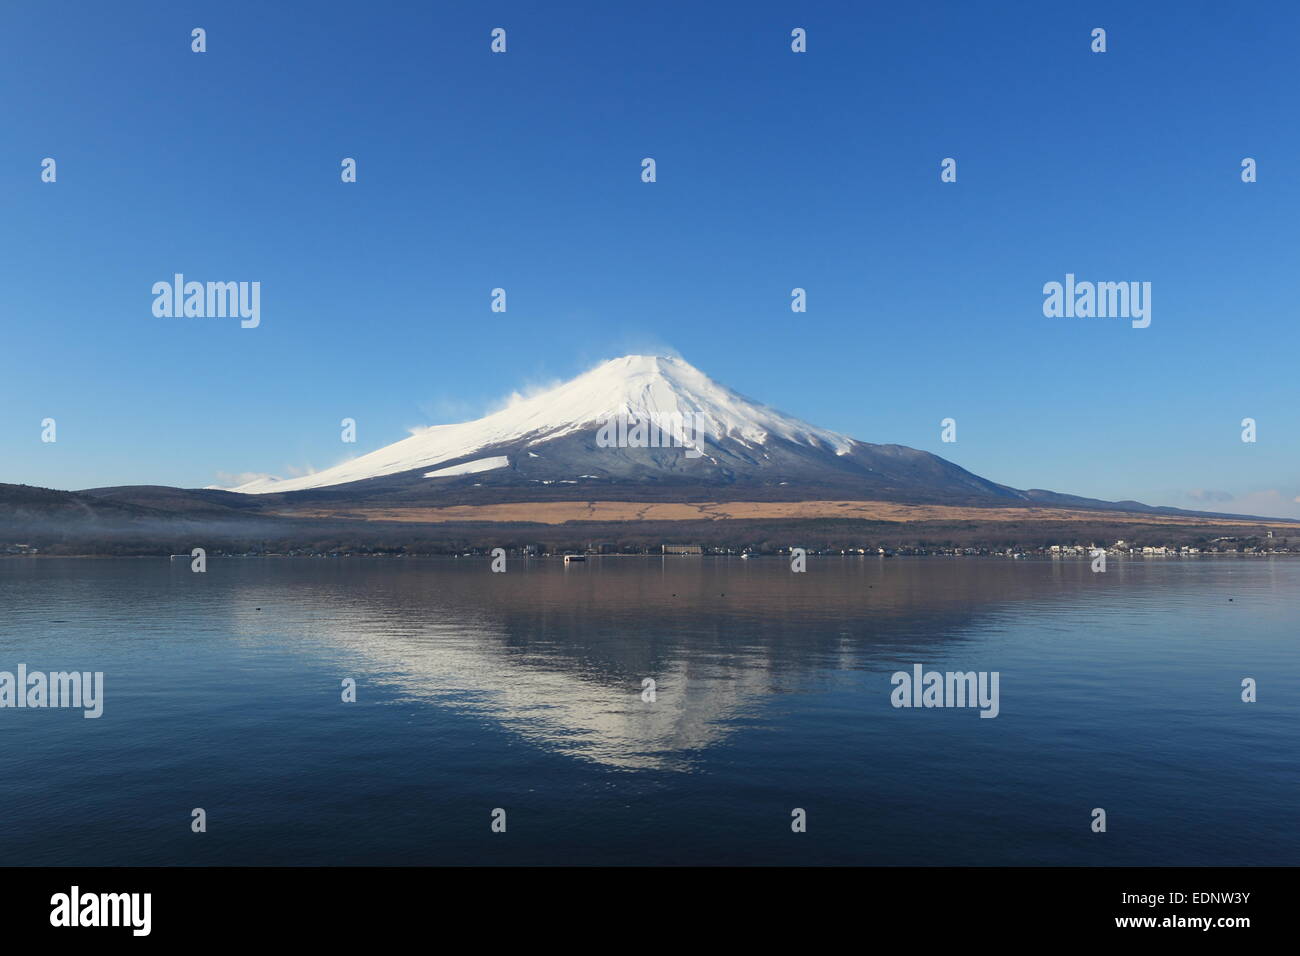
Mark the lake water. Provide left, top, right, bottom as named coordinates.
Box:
left=0, top=556, right=1294, bottom=866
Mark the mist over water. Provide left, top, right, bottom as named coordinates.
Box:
left=0, top=556, right=1293, bottom=865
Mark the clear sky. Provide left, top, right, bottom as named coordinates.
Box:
left=3, top=1, right=1298, bottom=516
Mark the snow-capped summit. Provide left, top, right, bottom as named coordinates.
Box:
left=229, top=355, right=854, bottom=494
left=225, top=353, right=1020, bottom=504
left=555, top=355, right=854, bottom=451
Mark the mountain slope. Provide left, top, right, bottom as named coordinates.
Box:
left=230, top=355, right=857, bottom=493
left=226, top=355, right=1027, bottom=504
left=205, top=354, right=1288, bottom=521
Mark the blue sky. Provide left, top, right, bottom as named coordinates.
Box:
left=3, top=1, right=1298, bottom=516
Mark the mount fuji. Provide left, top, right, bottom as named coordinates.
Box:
left=223, top=355, right=1031, bottom=506
left=9, top=354, right=1288, bottom=552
